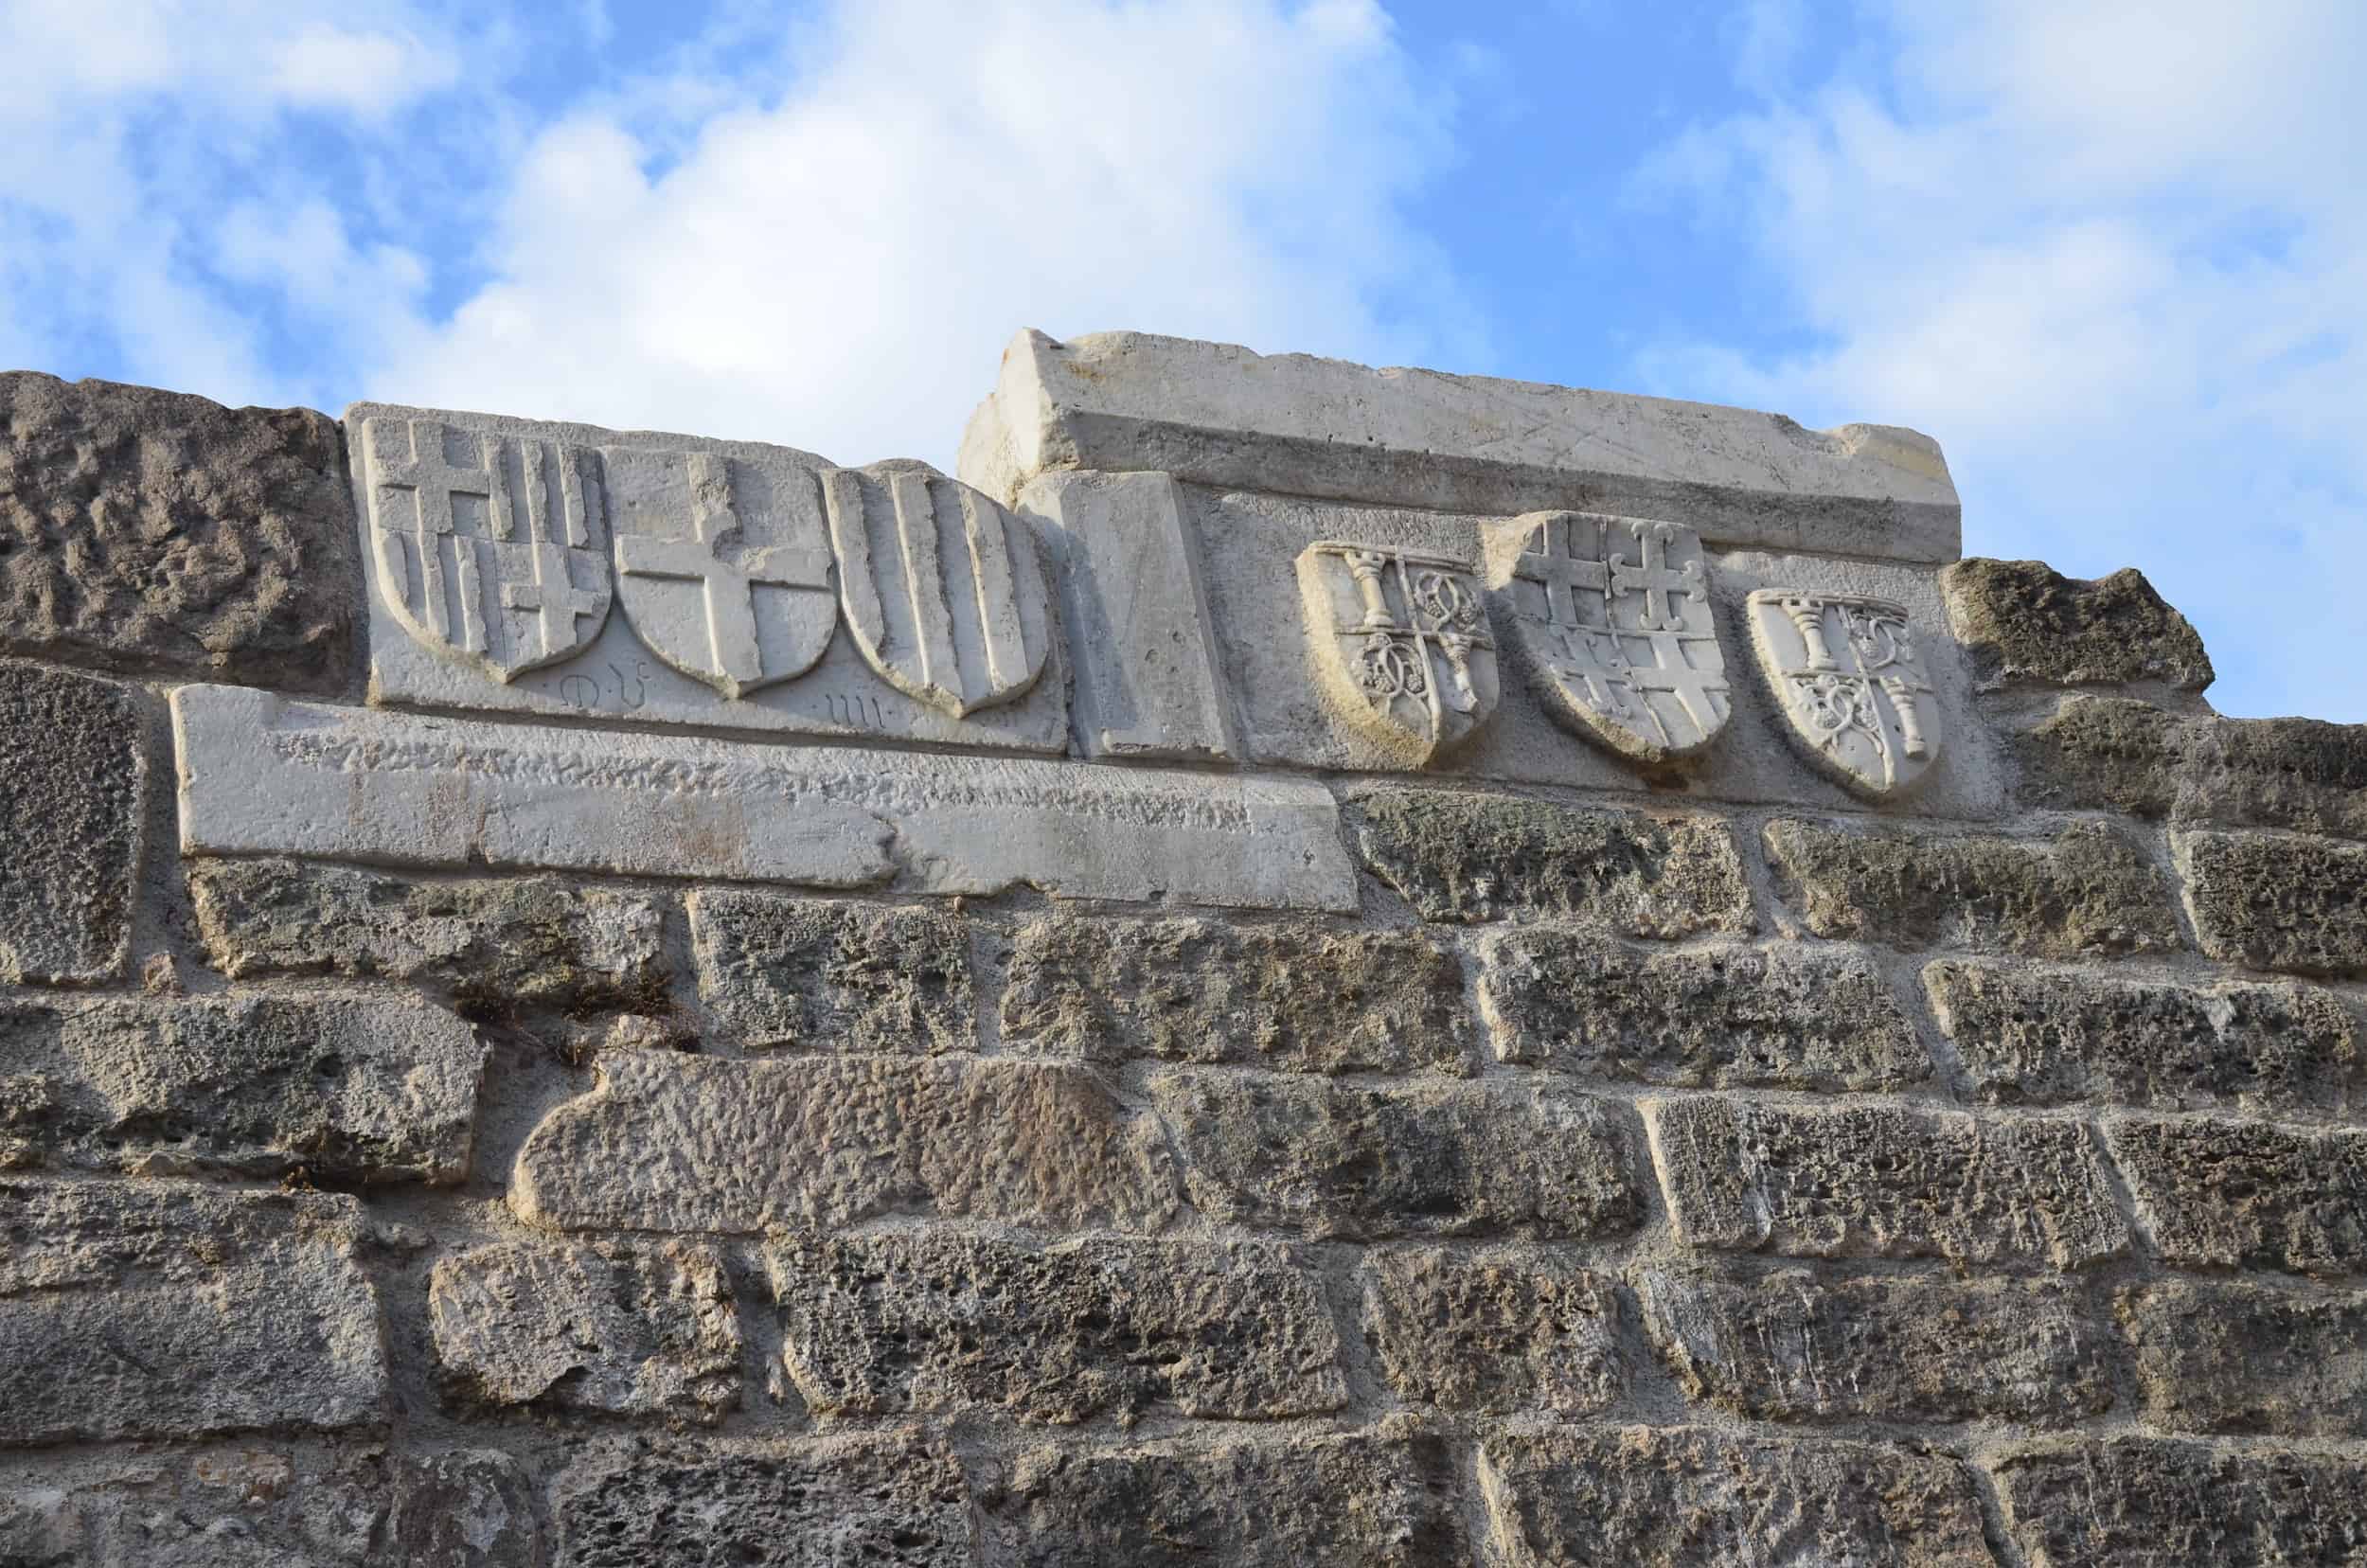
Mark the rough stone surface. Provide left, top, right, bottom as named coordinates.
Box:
left=1479, top=1428, right=1994, bottom=1568
left=2119, top=1278, right=2367, bottom=1435
left=1648, top=1097, right=2129, bottom=1268
left=2179, top=829, right=2367, bottom=977
left=0, top=1178, right=385, bottom=1445
left=431, top=1239, right=740, bottom=1421
left=1481, top=930, right=1927, bottom=1089
left=1000, top=915, right=1475, bottom=1075
left=1992, top=1439, right=2367, bottom=1567
left=768, top=1232, right=1344, bottom=1423
left=1765, top=816, right=2183, bottom=957
left=0, top=372, right=358, bottom=687
left=1640, top=1268, right=2113, bottom=1424
left=1941, top=557, right=2213, bottom=689
left=1354, top=788, right=1753, bottom=931
left=2011, top=693, right=2187, bottom=816
left=1154, top=1070, right=1640, bottom=1240
left=1359, top=1249, right=1624, bottom=1414
left=2184, top=714, right=2367, bottom=840
left=513, top=1051, right=1178, bottom=1234
left=689, top=889, right=973, bottom=1053
left=0, top=661, right=144, bottom=984
left=189, top=857, right=668, bottom=1014
left=2108, top=1117, right=2367, bottom=1276
left=1925, top=958, right=2360, bottom=1114
left=979, top=1433, right=1470, bottom=1568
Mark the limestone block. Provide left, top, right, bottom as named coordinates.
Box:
left=1991, top=1439, right=2367, bottom=1567
left=190, top=857, right=668, bottom=1013
left=0, top=991, right=485, bottom=1182
left=2010, top=693, right=2187, bottom=816
left=1358, top=1249, right=1624, bottom=1415
left=1151, top=1070, right=1639, bottom=1240
left=768, top=1232, right=1344, bottom=1422
left=1765, top=816, right=2182, bottom=957
left=172, top=684, right=1357, bottom=912
left=1480, top=931, right=1928, bottom=1090
left=1354, top=787, right=1752, bottom=930
left=1941, top=558, right=2213, bottom=689
left=1639, top=1268, right=2112, bottom=1424
left=1925, top=959, right=2359, bottom=1114
left=0, top=1178, right=386, bottom=1445
left=0, top=661, right=143, bottom=984
left=689, top=890, right=972, bottom=1052
left=999, top=915, right=1475, bottom=1075
left=2107, top=1116, right=2367, bottom=1276
left=431, top=1239, right=740, bottom=1421
left=512, top=1051, right=1178, bottom=1234
left=2178, top=829, right=2367, bottom=977
left=2118, top=1279, right=2367, bottom=1436
left=2014, top=697, right=2367, bottom=843
left=1478, top=1428, right=1993, bottom=1568
left=979, top=1433, right=1469, bottom=1568
left=0, top=372, right=358, bottom=688
left=1647, top=1097, right=2128, bottom=1269
left=551, top=1434, right=970, bottom=1567
left=961, top=330, right=1961, bottom=563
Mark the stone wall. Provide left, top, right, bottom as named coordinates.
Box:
left=0, top=333, right=2360, bottom=1566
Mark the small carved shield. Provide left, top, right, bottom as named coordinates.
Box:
left=1296, top=541, right=1499, bottom=766
left=1748, top=590, right=1944, bottom=797
left=823, top=465, right=1053, bottom=717
left=1486, top=510, right=1730, bottom=763
left=362, top=417, right=613, bottom=683
left=605, top=446, right=839, bottom=701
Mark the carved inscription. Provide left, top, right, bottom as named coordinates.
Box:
left=1295, top=541, right=1499, bottom=767
left=1748, top=590, right=1943, bottom=798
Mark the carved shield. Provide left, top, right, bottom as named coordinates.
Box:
left=1296, top=541, right=1499, bottom=766
left=1485, top=510, right=1730, bottom=763
left=823, top=466, right=1053, bottom=717
left=362, top=417, right=613, bottom=683
left=1748, top=590, right=1944, bottom=798
left=604, top=446, right=839, bottom=701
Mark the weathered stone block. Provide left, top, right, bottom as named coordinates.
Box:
left=1153, top=1070, right=1639, bottom=1240
left=1481, top=930, right=1926, bottom=1090
left=1479, top=1427, right=1993, bottom=1568
left=769, top=1232, right=1344, bottom=1422
left=1360, top=1249, right=1623, bottom=1415
left=0, top=661, right=143, bottom=984
left=2010, top=694, right=2186, bottom=816
left=2108, top=1117, right=2367, bottom=1276
left=1353, top=788, right=1753, bottom=930
left=1640, top=1268, right=2112, bottom=1424
left=551, top=1435, right=970, bottom=1567
left=1648, top=1097, right=2128, bottom=1268
left=689, top=889, right=973, bottom=1052
left=981, top=1433, right=1469, bottom=1568
left=1991, top=1439, right=2367, bottom=1567
left=2179, top=829, right=2367, bottom=978
left=1925, top=959, right=2359, bottom=1114
left=431, top=1239, right=740, bottom=1421
left=0, top=1178, right=385, bottom=1445
left=2119, top=1278, right=2367, bottom=1436
left=0, top=372, right=358, bottom=687
left=2184, top=714, right=2367, bottom=840
left=513, top=1051, right=1178, bottom=1234
left=190, top=857, right=669, bottom=1013
left=1765, top=816, right=2182, bottom=957
left=1940, top=558, right=2212, bottom=689
left=1000, top=914, right=1475, bottom=1074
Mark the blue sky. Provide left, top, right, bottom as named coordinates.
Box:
left=4, top=0, right=2360, bottom=721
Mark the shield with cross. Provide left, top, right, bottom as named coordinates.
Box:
left=1747, top=589, right=1943, bottom=798
left=359, top=416, right=614, bottom=683
left=1295, top=540, right=1500, bottom=767
left=603, top=445, right=840, bottom=700
left=1484, top=510, right=1731, bottom=764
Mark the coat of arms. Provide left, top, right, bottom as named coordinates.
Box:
left=1295, top=541, right=1499, bottom=766
left=1747, top=590, right=1943, bottom=797
left=361, top=417, right=613, bottom=682
left=1485, top=510, right=1729, bottom=763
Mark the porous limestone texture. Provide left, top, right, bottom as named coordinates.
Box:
left=1941, top=557, right=2214, bottom=689
left=0, top=660, right=144, bottom=983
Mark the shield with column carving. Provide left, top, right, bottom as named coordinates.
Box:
left=1295, top=540, right=1499, bottom=767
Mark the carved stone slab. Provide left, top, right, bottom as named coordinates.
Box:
left=170, top=685, right=1357, bottom=912
left=1486, top=510, right=1730, bottom=764
left=1747, top=590, right=1944, bottom=798
left=1295, top=541, right=1498, bottom=767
